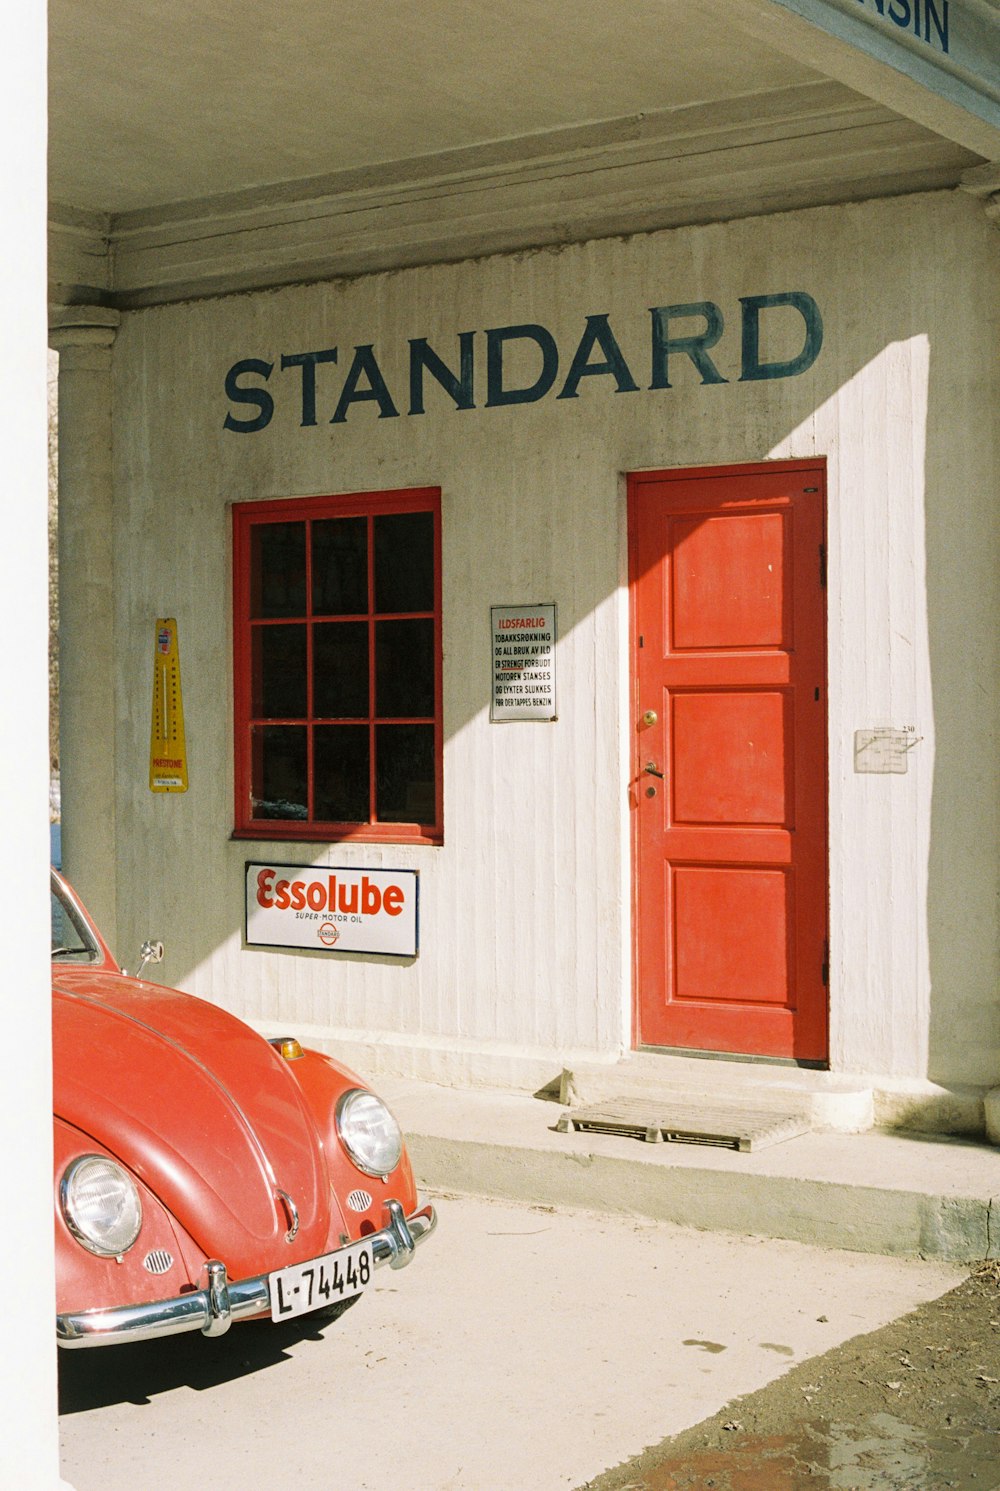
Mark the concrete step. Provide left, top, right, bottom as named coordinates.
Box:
left=548, top=1052, right=991, bottom=1138
left=552, top=1052, right=876, bottom=1132
left=379, top=1076, right=1000, bottom=1264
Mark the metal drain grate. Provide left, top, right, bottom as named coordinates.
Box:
left=555, top=1098, right=810, bottom=1152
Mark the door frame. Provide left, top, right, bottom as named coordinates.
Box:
left=627, top=458, right=830, bottom=1061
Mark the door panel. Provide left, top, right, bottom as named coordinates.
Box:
left=672, top=512, right=788, bottom=651
left=672, top=691, right=789, bottom=824
left=629, top=462, right=828, bottom=1061
left=674, top=866, right=791, bottom=1005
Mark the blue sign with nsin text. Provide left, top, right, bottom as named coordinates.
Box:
left=223, top=291, right=823, bottom=434
left=855, top=0, right=950, bottom=54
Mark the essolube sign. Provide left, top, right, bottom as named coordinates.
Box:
left=246, top=863, right=418, bottom=957
left=223, top=292, right=823, bottom=433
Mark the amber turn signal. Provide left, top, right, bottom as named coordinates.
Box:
left=269, top=1036, right=305, bottom=1061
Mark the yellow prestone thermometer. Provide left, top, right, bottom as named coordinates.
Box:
left=149, top=618, right=189, bottom=792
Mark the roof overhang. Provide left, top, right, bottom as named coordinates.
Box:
left=48, top=0, right=999, bottom=311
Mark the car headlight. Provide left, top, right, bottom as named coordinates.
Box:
left=60, top=1155, right=143, bottom=1257
left=336, top=1089, right=403, bottom=1178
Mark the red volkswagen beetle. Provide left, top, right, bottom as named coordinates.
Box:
left=51, top=870, right=436, bottom=1348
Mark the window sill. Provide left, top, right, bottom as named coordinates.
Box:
left=231, top=826, right=443, bottom=848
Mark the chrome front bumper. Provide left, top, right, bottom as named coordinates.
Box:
left=57, top=1198, right=436, bottom=1349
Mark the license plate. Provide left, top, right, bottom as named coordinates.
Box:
left=268, top=1239, right=374, bottom=1323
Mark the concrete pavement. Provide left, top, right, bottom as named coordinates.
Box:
left=59, top=1078, right=998, bottom=1490
left=378, top=1077, right=1000, bottom=1263
left=60, top=1194, right=966, bottom=1491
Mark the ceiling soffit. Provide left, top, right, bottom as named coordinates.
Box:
left=49, top=81, right=979, bottom=310
left=48, top=0, right=820, bottom=214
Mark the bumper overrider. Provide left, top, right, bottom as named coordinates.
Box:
left=57, top=1198, right=436, bottom=1349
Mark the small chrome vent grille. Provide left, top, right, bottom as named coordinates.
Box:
left=346, top=1189, right=373, bottom=1213
left=143, top=1249, right=174, bottom=1275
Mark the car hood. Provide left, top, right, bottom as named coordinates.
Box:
left=52, top=969, right=341, bottom=1275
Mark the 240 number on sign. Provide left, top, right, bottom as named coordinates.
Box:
left=269, top=1239, right=374, bottom=1322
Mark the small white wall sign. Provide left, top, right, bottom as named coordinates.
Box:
left=491, top=604, right=557, bottom=721
left=853, top=728, right=922, bottom=774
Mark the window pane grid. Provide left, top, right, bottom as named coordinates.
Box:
left=235, top=493, right=441, bottom=841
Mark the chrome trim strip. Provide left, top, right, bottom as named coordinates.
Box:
left=50, top=871, right=103, bottom=964
left=56, top=1199, right=436, bottom=1348
left=275, top=1188, right=299, bottom=1243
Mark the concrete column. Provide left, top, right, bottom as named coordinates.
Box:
left=49, top=306, right=121, bottom=950
left=961, top=164, right=1000, bottom=1143
left=1, top=8, right=76, bottom=1484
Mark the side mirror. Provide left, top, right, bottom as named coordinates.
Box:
left=134, top=939, right=164, bottom=979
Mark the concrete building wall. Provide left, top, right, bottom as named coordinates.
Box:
left=105, top=188, right=999, bottom=1093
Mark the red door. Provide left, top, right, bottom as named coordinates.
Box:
left=629, top=462, right=828, bottom=1062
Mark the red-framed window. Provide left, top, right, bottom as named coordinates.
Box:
left=232, top=487, right=442, bottom=844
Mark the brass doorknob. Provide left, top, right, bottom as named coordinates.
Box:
left=642, top=710, right=657, bottom=727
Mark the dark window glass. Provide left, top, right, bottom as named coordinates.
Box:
left=376, top=724, right=435, bottom=822
left=251, top=725, right=308, bottom=819
left=312, top=517, right=368, bottom=615
left=251, top=625, right=307, bottom=718
left=314, top=726, right=370, bottom=823
left=313, top=622, right=369, bottom=718
left=376, top=619, right=434, bottom=717
left=374, top=512, right=434, bottom=613
left=236, top=492, right=440, bottom=839
left=251, top=523, right=306, bottom=618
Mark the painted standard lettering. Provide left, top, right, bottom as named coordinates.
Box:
left=557, top=314, right=639, bottom=399
left=650, top=302, right=728, bottom=388
left=485, top=324, right=559, bottom=407
left=739, top=292, right=823, bottom=383
left=331, top=345, right=400, bottom=423
left=224, top=291, right=825, bottom=429
left=409, top=334, right=476, bottom=414
left=281, top=348, right=338, bottom=427
left=224, top=358, right=274, bottom=432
